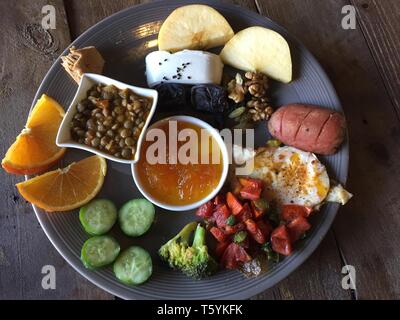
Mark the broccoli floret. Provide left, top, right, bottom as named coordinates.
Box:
left=159, top=222, right=217, bottom=279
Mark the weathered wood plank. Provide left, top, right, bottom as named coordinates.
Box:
left=64, top=0, right=257, bottom=39
left=252, top=231, right=351, bottom=300
left=0, top=0, right=112, bottom=299
left=352, top=0, right=400, bottom=119
left=255, top=0, right=400, bottom=299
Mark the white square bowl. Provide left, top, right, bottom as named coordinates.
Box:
left=56, top=73, right=158, bottom=164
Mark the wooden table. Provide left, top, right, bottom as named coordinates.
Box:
left=1, top=0, right=399, bottom=300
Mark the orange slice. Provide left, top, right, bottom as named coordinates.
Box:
left=16, top=155, right=107, bottom=212
left=2, top=94, right=66, bottom=175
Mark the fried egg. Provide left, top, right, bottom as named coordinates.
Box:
left=249, top=146, right=330, bottom=207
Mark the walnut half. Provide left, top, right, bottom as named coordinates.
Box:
left=227, top=73, right=246, bottom=103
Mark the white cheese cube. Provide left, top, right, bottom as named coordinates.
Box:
left=145, top=50, right=224, bottom=87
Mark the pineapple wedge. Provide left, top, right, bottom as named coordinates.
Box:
left=220, top=26, right=292, bottom=83
left=158, top=4, right=234, bottom=52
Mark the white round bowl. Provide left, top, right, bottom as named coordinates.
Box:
left=132, top=115, right=229, bottom=211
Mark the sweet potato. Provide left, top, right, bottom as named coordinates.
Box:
left=268, top=104, right=346, bottom=155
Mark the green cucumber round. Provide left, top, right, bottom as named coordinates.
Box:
left=113, top=246, right=152, bottom=285
left=81, top=236, right=120, bottom=269
left=79, top=199, right=117, bottom=235
left=118, top=199, right=155, bottom=237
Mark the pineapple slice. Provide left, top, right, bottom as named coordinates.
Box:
left=220, top=26, right=292, bottom=83
left=158, top=4, right=234, bottom=52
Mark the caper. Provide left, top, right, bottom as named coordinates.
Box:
left=121, top=148, right=132, bottom=159
left=100, top=136, right=110, bottom=146
left=86, top=119, right=96, bottom=130
left=77, top=102, right=86, bottom=113
left=120, top=128, right=132, bottom=138
left=119, top=139, right=126, bottom=148
left=123, top=120, right=133, bottom=129
left=94, top=113, right=104, bottom=121
left=91, top=137, right=100, bottom=147
left=114, top=152, right=121, bottom=158
left=133, top=100, right=142, bottom=111
left=125, top=137, right=135, bottom=146
left=84, top=137, right=92, bottom=145
left=133, top=128, right=141, bottom=138
left=116, top=115, right=125, bottom=123
left=74, top=112, right=83, bottom=120
left=121, top=99, right=127, bottom=107
left=105, top=142, right=113, bottom=151
left=138, top=121, right=144, bottom=129
left=111, top=123, right=119, bottom=130
left=106, top=129, right=114, bottom=137
left=97, top=124, right=106, bottom=133
left=114, top=106, right=123, bottom=114
left=103, top=119, right=112, bottom=127
left=86, top=130, right=95, bottom=138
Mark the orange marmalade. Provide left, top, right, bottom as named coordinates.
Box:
left=136, top=120, right=223, bottom=206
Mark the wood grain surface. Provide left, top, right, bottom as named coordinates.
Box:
left=0, top=0, right=399, bottom=300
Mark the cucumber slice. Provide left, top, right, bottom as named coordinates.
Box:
left=81, top=236, right=120, bottom=269
left=113, top=246, right=152, bottom=285
left=118, top=199, right=155, bottom=237
left=79, top=199, right=117, bottom=235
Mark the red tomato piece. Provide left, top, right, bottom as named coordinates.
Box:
left=226, top=192, right=243, bottom=215
left=270, top=225, right=293, bottom=256
left=244, top=219, right=266, bottom=244
left=287, top=216, right=311, bottom=242
left=281, top=204, right=313, bottom=222
left=240, top=186, right=261, bottom=200
left=215, top=241, right=230, bottom=258
left=256, top=220, right=272, bottom=238
left=213, top=204, right=231, bottom=228
left=220, top=243, right=252, bottom=269
left=195, top=200, right=214, bottom=219
left=210, top=227, right=227, bottom=243
left=237, top=203, right=252, bottom=222
left=238, top=177, right=263, bottom=189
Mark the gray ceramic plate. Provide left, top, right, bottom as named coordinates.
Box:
left=30, top=0, right=348, bottom=299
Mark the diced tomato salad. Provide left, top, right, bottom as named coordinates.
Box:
left=194, top=177, right=315, bottom=270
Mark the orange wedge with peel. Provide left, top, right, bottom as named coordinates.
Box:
left=16, top=155, right=107, bottom=212
left=2, top=94, right=66, bottom=175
